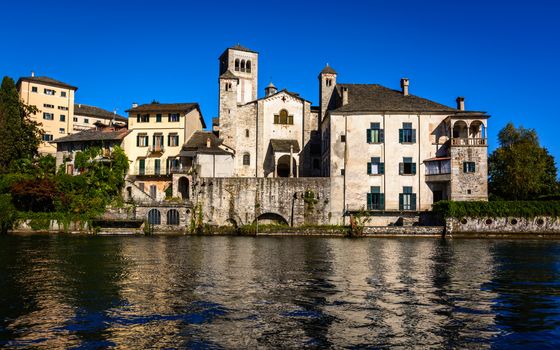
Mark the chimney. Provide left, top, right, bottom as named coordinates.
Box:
left=132, top=102, right=138, bottom=108
left=206, top=137, right=211, bottom=148
left=456, top=96, right=465, bottom=111
left=31, top=71, right=35, bottom=77
left=342, top=87, right=349, bottom=105
left=401, top=78, right=409, bottom=96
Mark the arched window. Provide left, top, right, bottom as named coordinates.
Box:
left=246, top=60, right=251, bottom=73
left=240, top=60, right=246, bottom=72
left=326, top=79, right=332, bottom=87
left=234, top=59, right=240, bottom=71
left=243, top=153, right=250, bottom=166
left=147, top=209, right=161, bottom=225
left=245, top=129, right=249, bottom=137
left=274, top=109, right=293, bottom=125
left=167, top=209, right=180, bottom=225
left=225, top=82, right=232, bottom=91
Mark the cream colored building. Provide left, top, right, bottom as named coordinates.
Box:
left=123, top=102, right=205, bottom=201
left=17, top=74, right=77, bottom=155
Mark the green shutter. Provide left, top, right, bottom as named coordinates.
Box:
left=411, top=129, right=416, bottom=143
left=380, top=193, right=385, bottom=210
left=367, top=129, right=372, bottom=143
left=379, top=129, right=384, bottom=142
left=367, top=162, right=371, bottom=175
left=399, top=129, right=403, bottom=143
left=399, top=162, right=404, bottom=175
left=411, top=193, right=417, bottom=211
left=379, top=162, right=385, bottom=174
left=411, top=163, right=417, bottom=175
left=399, top=193, right=404, bottom=210
left=367, top=193, right=373, bottom=210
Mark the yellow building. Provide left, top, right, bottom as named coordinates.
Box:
left=17, top=73, right=77, bottom=155
left=123, top=102, right=205, bottom=201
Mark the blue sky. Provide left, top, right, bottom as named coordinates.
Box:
left=2, top=0, right=559, bottom=164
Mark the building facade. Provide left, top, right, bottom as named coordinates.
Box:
left=17, top=74, right=77, bottom=155
left=73, top=104, right=127, bottom=131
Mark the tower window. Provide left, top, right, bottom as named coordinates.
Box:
left=240, top=60, right=246, bottom=72
left=326, top=79, right=332, bottom=87
left=245, top=129, right=249, bottom=137
left=225, top=82, right=232, bottom=91
left=246, top=60, right=251, bottom=73
left=235, top=59, right=240, bottom=71
left=243, top=153, right=250, bottom=166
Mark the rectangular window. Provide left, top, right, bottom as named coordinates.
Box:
left=42, top=134, right=53, bottom=141
left=168, top=133, right=179, bottom=147
left=341, top=135, right=346, bottom=142
left=139, top=182, right=145, bottom=192
left=44, top=88, right=55, bottom=95
left=58, top=106, right=69, bottom=111
left=341, top=169, right=345, bottom=176
left=43, top=112, right=54, bottom=120
left=139, top=159, right=146, bottom=176
left=367, top=157, right=385, bottom=175
left=168, top=113, right=180, bottom=122
left=43, top=103, right=54, bottom=108
left=399, top=122, right=416, bottom=143
left=137, top=134, right=148, bottom=147
left=31, top=86, right=37, bottom=93
left=367, top=186, right=385, bottom=210
left=399, top=186, right=417, bottom=211
left=154, top=159, right=161, bottom=175
left=137, top=114, right=149, bottom=123
left=150, top=185, right=157, bottom=198
left=399, top=157, right=417, bottom=175
left=463, top=161, right=476, bottom=173
left=84, top=118, right=89, bottom=124
left=59, top=128, right=65, bottom=134
left=73, top=117, right=78, bottom=122
left=61, top=91, right=67, bottom=97
left=156, top=114, right=162, bottom=123
left=60, top=115, right=66, bottom=122
left=367, top=123, right=384, bottom=143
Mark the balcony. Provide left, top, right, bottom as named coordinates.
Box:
left=148, top=145, right=165, bottom=154
left=451, top=138, right=487, bottom=146
left=131, top=165, right=168, bottom=177
left=425, top=158, right=451, bottom=182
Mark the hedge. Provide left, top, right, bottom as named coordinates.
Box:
left=432, top=200, right=560, bottom=219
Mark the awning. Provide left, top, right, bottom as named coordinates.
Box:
left=270, top=139, right=300, bottom=153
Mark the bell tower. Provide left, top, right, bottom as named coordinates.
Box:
left=218, top=44, right=258, bottom=105
left=318, top=64, right=337, bottom=122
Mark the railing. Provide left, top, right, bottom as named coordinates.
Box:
left=131, top=166, right=166, bottom=176
left=451, top=138, right=487, bottom=146
left=169, top=165, right=191, bottom=174
left=149, top=145, right=165, bottom=153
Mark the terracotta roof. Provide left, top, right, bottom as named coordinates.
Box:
left=17, top=76, right=78, bottom=90
left=181, top=131, right=232, bottom=155
left=74, top=103, right=126, bottom=122
left=52, top=126, right=130, bottom=143
left=126, top=102, right=199, bottom=113
left=270, top=139, right=300, bottom=153
left=332, top=84, right=456, bottom=113
left=320, top=64, right=337, bottom=75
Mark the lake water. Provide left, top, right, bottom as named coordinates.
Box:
left=1, top=235, right=560, bottom=349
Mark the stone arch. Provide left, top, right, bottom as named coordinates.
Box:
left=147, top=209, right=161, bottom=225
left=246, top=60, right=251, bottom=73
left=256, top=212, right=289, bottom=226
left=469, top=120, right=484, bottom=138
left=166, top=209, right=180, bottom=225
left=240, top=59, right=246, bottom=72
left=452, top=120, right=468, bottom=139
left=225, top=218, right=238, bottom=228
left=178, top=177, right=189, bottom=199
left=234, top=59, right=240, bottom=71
left=277, top=154, right=296, bottom=177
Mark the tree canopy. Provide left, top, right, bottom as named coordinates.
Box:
left=489, top=122, right=559, bottom=200
left=0, top=76, right=43, bottom=172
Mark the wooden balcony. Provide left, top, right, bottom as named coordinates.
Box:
left=451, top=138, right=487, bottom=146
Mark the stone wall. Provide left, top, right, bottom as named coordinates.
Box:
left=363, top=226, right=444, bottom=236
left=450, top=146, right=488, bottom=201
left=193, top=177, right=331, bottom=227
left=446, top=217, right=560, bottom=235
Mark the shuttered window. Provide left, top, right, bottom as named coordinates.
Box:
left=367, top=186, right=385, bottom=210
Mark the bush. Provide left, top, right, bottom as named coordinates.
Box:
left=0, top=194, right=17, bottom=233
left=433, top=200, right=560, bottom=219
left=11, top=178, right=59, bottom=212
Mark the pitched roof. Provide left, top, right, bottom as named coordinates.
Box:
left=126, top=102, right=199, bottom=113
left=181, top=131, right=232, bottom=155
left=320, top=64, right=337, bottom=75
left=220, top=70, right=238, bottom=80
left=52, top=126, right=130, bottom=143
left=17, top=76, right=78, bottom=90
left=332, top=84, right=457, bottom=113
left=270, top=139, right=301, bottom=153
left=229, top=44, right=258, bottom=53
left=74, top=103, right=127, bottom=122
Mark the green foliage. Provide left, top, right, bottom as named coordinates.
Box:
left=433, top=200, right=560, bottom=219
left=11, top=178, right=59, bottom=212
left=489, top=122, right=559, bottom=200
left=0, top=194, right=17, bottom=234
left=0, top=76, right=42, bottom=172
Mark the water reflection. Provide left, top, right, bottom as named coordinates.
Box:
left=1, top=236, right=560, bottom=348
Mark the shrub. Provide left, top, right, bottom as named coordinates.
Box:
left=11, top=178, right=59, bottom=212
left=0, top=194, right=17, bottom=233
left=433, top=200, right=560, bottom=219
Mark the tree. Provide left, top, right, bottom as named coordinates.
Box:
left=0, top=76, right=43, bottom=172
left=489, top=122, right=559, bottom=200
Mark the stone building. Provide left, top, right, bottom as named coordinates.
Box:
left=17, top=74, right=78, bottom=155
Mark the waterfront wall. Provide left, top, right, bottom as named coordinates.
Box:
left=446, top=217, right=560, bottom=235
left=193, top=177, right=331, bottom=227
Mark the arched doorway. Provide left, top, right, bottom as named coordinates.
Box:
left=166, top=209, right=180, bottom=225
left=147, top=209, right=161, bottom=225
left=256, top=213, right=289, bottom=226
left=277, top=155, right=296, bottom=177
left=178, top=177, right=189, bottom=199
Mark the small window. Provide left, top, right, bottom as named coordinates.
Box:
left=234, top=59, right=240, bottom=71
left=44, top=88, right=55, bottom=95
left=31, top=86, right=38, bottom=93
left=400, top=186, right=416, bottom=211
left=240, top=60, right=246, bottom=72
left=59, top=128, right=65, bottom=134
left=341, top=135, right=346, bottom=142
left=43, top=103, right=54, bottom=108
left=326, top=79, right=332, bottom=87
left=58, top=106, right=68, bottom=111
left=73, top=117, right=78, bottom=122
left=367, top=123, right=384, bottom=143
left=245, top=129, right=249, bottom=137
left=61, top=91, right=67, bottom=97
left=168, top=113, right=180, bottom=122
left=43, top=112, right=54, bottom=120
left=137, top=134, right=149, bottom=147
left=399, top=123, right=416, bottom=143
left=168, top=133, right=179, bottom=147
left=84, top=118, right=89, bottom=124
left=139, top=182, right=145, bottom=192
left=367, top=186, right=385, bottom=210
left=341, top=169, right=345, bottom=176
left=243, top=153, right=250, bottom=166
left=59, top=115, right=66, bottom=122
left=156, top=114, right=162, bottom=123
left=367, top=157, right=385, bottom=175
left=399, top=157, right=416, bottom=175
left=246, top=60, right=252, bottom=73
left=463, top=162, right=476, bottom=173
left=42, top=134, right=53, bottom=141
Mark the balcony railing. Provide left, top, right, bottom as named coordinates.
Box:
left=149, top=145, right=165, bottom=153
left=132, top=166, right=166, bottom=177
left=451, top=138, right=487, bottom=146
